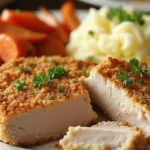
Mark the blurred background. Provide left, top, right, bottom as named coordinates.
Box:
left=0, top=0, right=95, bottom=11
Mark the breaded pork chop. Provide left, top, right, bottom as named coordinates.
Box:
left=84, top=57, right=150, bottom=140
left=0, top=56, right=97, bottom=146
left=60, top=122, right=148, bottom=150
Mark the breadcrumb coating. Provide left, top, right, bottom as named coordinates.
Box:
left=97, top=57, right=150, bottom=113
left=0, top=56, right=95, bottom=119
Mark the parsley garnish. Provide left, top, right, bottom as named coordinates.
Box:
left=129, top=58, right=147, bottom=78
left=15, top=9, right=21, bottom=13
left=107, top=7, right=145, bottom=25
left=48, top=66, right=66, bottom=79
left=59, top=88, right=64, bottom=93
left=117, top=72, right=133, bottom=87
left=140, top=99, right=148, bottom=104
left=17, top=65, right=30, bottom=73
left=17, top=65, right=23, bottom=71
left=138, top=79, right=144, bottom=83
left=15, top=80, right=25, bottom=91
left=24, top=69, right=30, bottom=73
left=82, top=68, right=86, bottom=74
left=49, top=59, right=55, bottom=64
left=44, top=51, right=50, bottom=56
left=88, top=30, right=94, bottom=36
left=87, top=56, right=98, bottom=64
left=50, top=96, right=55, bottom=100
left=32, top=72, right=52, bottom=88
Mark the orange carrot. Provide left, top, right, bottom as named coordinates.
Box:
left=61, top=1, right=80, bottom=32
left=0, top=19, right=48, bottom=43
left=1, top=9, right=54, bottom=33
left=39, top=6, right=69, bottom=44
left=36, top=38, right=67, bottom=57
left=0, top=33, right=35, bottom=62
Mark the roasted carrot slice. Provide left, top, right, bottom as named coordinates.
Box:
left=36, top=38, right=67, bottom=57
left=39, top=6, right=69, bottom=44
left=0, top=33, right=35, bottom=62
left=0, top=19, right=47, bottom=43
left=61, top=1, right=80, bottom=31
left=1, top=9, right=54, bottom=33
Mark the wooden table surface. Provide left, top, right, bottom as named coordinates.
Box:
left=0, top=0, right=98, bottom=11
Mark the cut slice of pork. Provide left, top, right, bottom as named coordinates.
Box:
left=59, top=121, right=148, bottom=150
left=84, top=57, right=150, bottom=140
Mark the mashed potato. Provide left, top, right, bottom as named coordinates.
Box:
left=67, top=7, right=150, bottom=63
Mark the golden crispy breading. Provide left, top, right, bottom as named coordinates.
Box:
left=0, top=56, right=95, bottom=118
left=98, top=57, right=150, bottom=108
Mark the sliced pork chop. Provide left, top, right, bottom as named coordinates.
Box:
left=59, top=121, right=148, bottom=150
left=84, top=57, right=150, bottom=140
left=0, top=56, right=97, bottom=146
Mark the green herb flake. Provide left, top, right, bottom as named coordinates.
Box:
left=59, top=88, right=64, bottom=93
left=24, top=69, right=30, bottom=73
left=28, top=63, right=34, bottom=67
left=129, top=58, right=147, bottom=78
left=15, top=80, right=25, bottom=91
left=49, top=59, right=55, bottom=64
left=44, top=51, right=50, bottom=57
left=32, top=72, right=52, bottom=89
left=117, top=72, right=133, bottom=87
left=107, top=7, right=145, bottom=25
left=17, top=65, right=23, bottom=71
left=15, top=9, right=21, bottom=13
left=48, top=66, right=66, bottom=79
left=88, top=30, right=95, bottom=36
left=140, top=99, right=148, bottom=104
left=87, top=56, right=98, bottom=64
left=138, top=79, right=144, bottom=83
left=50, top=96, right=55, bottom=100
left=82, top=68, right=86, bottom=74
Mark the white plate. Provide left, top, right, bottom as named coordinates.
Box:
left=0, top=10, right=89, bottom=150
left=78, top=0, right=150, bottom=12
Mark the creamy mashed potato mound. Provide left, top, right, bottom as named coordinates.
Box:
left=67, top=7, right=150, bottom=63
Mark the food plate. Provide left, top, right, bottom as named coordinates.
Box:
left=0, top=9, right=90, bottom=150
left=78, top=0, right=150, bottom=12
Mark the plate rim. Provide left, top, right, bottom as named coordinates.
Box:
left=78, top=0, right=150, bottom=12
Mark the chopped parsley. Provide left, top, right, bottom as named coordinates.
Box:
left=48, top=66, right=66, bottom=79
left=32, top=72, right=52, bottom=89
left=88, top=30, right=94, bottom=36
left=107, top=7, right=145, bottom=25
left=50, top=96, right=55, bottom=100
left=117, top=72, right=133, bottom=87
left=17, top=65, right=23, bottom=71
left=138, top=79, right=144, bottom=83
left=82, top=68, right=86, bottom=74
left=49, top=59, right=55, bottom=64
left=15, top=80, right=25, bottom=91
left=87, top=56, right=98, bottom=64
left=15, top=9, right=21, bottom=13
left=17, top=65, right=30, bottom=73
left=140, top=99, right=148, bottom=104
left=44, top=51, right=50, bottom=56
left=24, top=69, right=30, bottom=73
left=129, top=58, right=147, bottom=78
left=117, top=58, right=147, bottom=86
left=59, top=88, right=64, bottom=93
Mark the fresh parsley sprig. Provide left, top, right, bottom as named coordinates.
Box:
left=48, top=66, right=66, bottom=79
left=107, top=7, right=145, bottom=25
left=32, top=72, right=52, bottom=89
left=117, top=72, right=133, bottom=87
left=129, top=58, right=147, bottom=78
left=15, top=80, right=25, bottom=91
